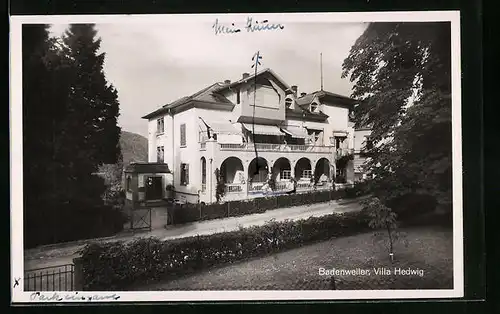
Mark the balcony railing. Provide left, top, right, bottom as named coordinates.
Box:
left=200, top=142, right=206, bottom=150
left=248, top=182, right=266, bottom=192
left=219, top=143, right=334, bottom=153
left=336, top=148, right=354, bottom=158
left=225, top=183, right=244, bottom=193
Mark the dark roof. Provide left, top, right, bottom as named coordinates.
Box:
left=142, top=83, right=232, bottom=119
left=215, top=68, right=291, bottom=94
left=285, top=107, right=329, bottom=122
left=295, top=90, right=357, bottom=108
left=124, top=162, right=171, bottom=173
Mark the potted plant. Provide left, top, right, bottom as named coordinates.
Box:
left=165, top=184, right=175, bottom=201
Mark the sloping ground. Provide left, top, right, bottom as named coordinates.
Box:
left=135, top=226, right=453, bottom=291
left=97, top=130, right=148, bottom=189
left=119, top=130, right=148, bottom=166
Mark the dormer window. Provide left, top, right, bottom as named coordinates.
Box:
left=310, top=102, right=319, bottom=112
left=285, top=98, right=293, bottom=108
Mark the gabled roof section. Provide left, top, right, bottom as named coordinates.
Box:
left=295, top=90, right=357, bottom=109
left=215, top=68, right=291, bottom=94
left=142, top=82, right=233, bottom=119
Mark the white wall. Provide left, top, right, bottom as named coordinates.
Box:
left=354, top=129, right=372, bottom=152
left=320, top=103, right=351, bottom=147
left=171, top=108, right=201, bottom=199
left=147, top=114, right=173, bottom=166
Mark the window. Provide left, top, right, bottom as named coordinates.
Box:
left=180, top=123, right=186, bottom=147
left=126, top=176, right=132, bottom=192
left=156, top=146, right=164, bottom=163
left=310, top=102, right=319, bottom=112
left=201, top=158, right=206, bottom=184
left=180, top=163, right=189, bottom=186
left=285, top=98, right=293, bottom=108
left=281, top=170, right=291, bottom=180
left=236, top=89, right=241, bottom=104
left=302, top=170, right=312, bottom=179
left=157, top=118, right=164, bottom=134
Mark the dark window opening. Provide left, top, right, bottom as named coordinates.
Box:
left=180, top=163, right=189, bottom=186
left=145, top=176, right=163, bottom=200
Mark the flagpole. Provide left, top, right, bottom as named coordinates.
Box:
left=320, top=52, right=324, bottom=91
left=251, top=51, right=261, bottom=177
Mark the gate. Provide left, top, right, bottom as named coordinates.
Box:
left=24, top=264, right=75, bottom=291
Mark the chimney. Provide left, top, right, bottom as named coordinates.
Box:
left=301, top=92, right=307, bottom=97
left=224, top=79, right=231, bottom=84
left=242, top=73, right=250, bottom=79
left=291, top=85, right=298, bottom=96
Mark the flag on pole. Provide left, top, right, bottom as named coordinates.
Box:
left=251, top=51, right=262, bottom=68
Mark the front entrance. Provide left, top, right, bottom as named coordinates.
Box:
left=145, top=176, right=163, bottom=200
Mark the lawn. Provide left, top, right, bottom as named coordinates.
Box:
left=134, top=226, right=453, bottom=290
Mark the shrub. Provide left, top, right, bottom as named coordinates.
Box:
left=214, top=168, right=226, bottom=203
left=79, top=210, right=370, bottom=290
left=25, top=205, right=127, bottom=248
left=164, top=188, right=363, bottom=228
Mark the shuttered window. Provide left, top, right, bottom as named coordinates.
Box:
left=180, top=123, right=186, bottom=147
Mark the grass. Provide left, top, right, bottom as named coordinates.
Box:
left=135, top=226, right=453, bottom=291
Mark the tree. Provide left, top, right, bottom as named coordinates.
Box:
left=362, top=197, right=407, bottom=261
left=62, top=24, right=122, bottom=168
left=22, top=24, right=124, bottom=247
left=341, top=22, right=452, bottom=212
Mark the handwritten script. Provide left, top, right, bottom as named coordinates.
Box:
left=30, top=291, right=120, bottom=302
left=213, top=17, right=284, bottom=35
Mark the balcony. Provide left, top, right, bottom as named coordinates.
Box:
left=336, top=148, right=354, bottom=159
left=218, top=143, right=334, bottom=153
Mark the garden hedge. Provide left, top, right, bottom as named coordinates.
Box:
left=79, top=210, right=371, bottom=291
left=170, top=189, right=355, bottom=225
left=25, top=205, right=127, bottom=249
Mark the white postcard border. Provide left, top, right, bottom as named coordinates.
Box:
left=10, top=11, right=463, bottom=303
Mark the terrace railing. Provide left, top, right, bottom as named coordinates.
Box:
left=225, top=183, right=244, bottom=193
left=219, top=143, right=333, bottom=153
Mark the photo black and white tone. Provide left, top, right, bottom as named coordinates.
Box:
left=10, top=12, right=463, bottom=302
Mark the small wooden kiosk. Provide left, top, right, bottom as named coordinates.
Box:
left=123, top=162, right=173, bottom=231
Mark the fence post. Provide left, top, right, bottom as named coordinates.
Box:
left=73, top=257, right=84, bottom=291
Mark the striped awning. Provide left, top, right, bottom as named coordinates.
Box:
left=242, top=123, right=284, bottom=136
left=305, top=126, right=324, bottom=133
left=199, top=118, right=242, bottom=135
left=281, top=126, right=308, bottom=139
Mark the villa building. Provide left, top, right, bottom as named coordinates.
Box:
left=142, top=68, right=369, bottom=204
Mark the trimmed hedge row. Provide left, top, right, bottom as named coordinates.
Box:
left=171, top=189, right=353, bottom=225
left=79, top=210, right=370, bottom=291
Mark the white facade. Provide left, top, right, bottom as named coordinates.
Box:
left=143, top=69, right=364, bottom=204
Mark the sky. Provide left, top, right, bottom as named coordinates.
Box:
left=49, top=19, right=367, bottom=137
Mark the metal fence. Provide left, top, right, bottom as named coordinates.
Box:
left=24, top=264, right=75, bottom=291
